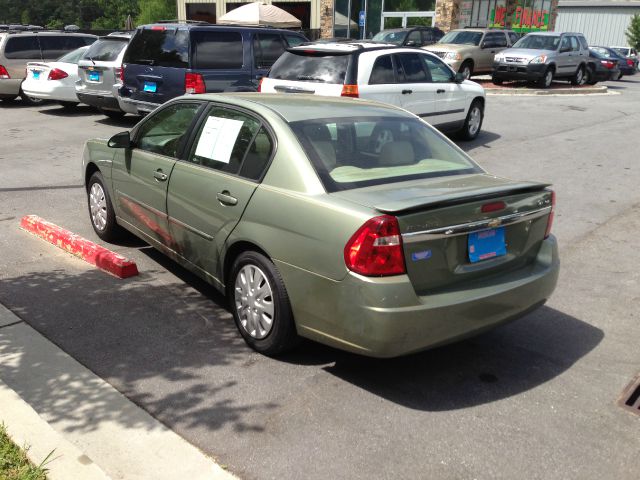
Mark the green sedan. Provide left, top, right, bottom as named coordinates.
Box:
left=82, top=93, right=559, bottom=358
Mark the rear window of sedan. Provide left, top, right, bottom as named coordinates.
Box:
left=84, top=38, right=128, bottom=62
left=291, top=116, right=481, bottom=192
left=269, top=51, right=350, bottom=84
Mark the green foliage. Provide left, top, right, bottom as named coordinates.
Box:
left=0, top=423, right=48, bottom=480
left=136, top=0, right=176, bottom=26
left=626, top=14, right=640, bottom=50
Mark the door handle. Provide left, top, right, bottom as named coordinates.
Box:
left=401, top=89, right=413, bottom=94
left=437, top=89, right=445, bottom=94
left=217, top=191, right=238, bottom=206
left=153, top=169, right=167, bottom=182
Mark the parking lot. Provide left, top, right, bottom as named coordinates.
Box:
left=1, top=78, right=639, bottom=479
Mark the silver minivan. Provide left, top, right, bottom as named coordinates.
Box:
left=76, top=32, right=131, bottom=118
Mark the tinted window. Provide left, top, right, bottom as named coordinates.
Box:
left=439, top=31, right=482, bottom=46
left=570, top=36, right=579, bottom=51
left=372, top=31, right=408, bottom=46
left=192, top=31, right=243, bottom=69
left=124, top=29, right=189, bottom=68
left=406, top=30, right=422, bottom=46
left=396, top=53, right=428, bottom=83
left=239, top=127, right=273, bottom=180
left=513, top=34, right=561, bottom=50
left=4, top=36, right=41, bottom=59
left=291, top=116, right=480, bottom=192
left=485, top=32, right=507, bottom=47
left=189, top=108, right=261, bottom=175
left=559, top=36, right=571, bottom=51
left=369, top=55, right=395, bottom=84
left=40, top=36, right=95, bottom=60
left=254, top=33, right=286, bottom=69
left=508, top=32, right=519, bottom=45
left=136, top=103, right=201, bottom=157
left=422, top=55, right=452, bottom=83
left=578, top=36, right=588, bottom=50
left=269, top=51, right=350, bottom=83
left=421, top=30, right=433, bottom=43
left=284, top=34, right=305, bottom=47
left=84, top=38, right=128, bottom=62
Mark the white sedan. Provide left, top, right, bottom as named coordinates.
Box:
left=21, top=46, right=90, bottom=107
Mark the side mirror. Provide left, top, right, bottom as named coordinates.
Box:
left=405, top=40, right=418, bottom=47
left=454, top=72, right=466, bottom=83
left=108, top=131, right=132, bottom=149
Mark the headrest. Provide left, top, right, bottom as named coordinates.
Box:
left=379, top=141, right=415, bottom=167
left=311, top=140, right=336, bottom=171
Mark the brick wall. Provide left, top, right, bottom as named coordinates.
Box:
left=320, top=0, right=334, bottom=38
left=435, top=0, right=459, bottom=32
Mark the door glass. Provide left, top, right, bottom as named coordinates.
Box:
left=253, top=34, right=286, bottom=69
left=192, top=31, right=243, bottom=69
left=239, top=127, right=274, bottom=181
left=405, top=30, right=422, bottom=46
left=369, top=55, right=395, bottom=84
left=422, top=55, right=452, bottom=83
left=136, top=103, right=201, bottom=157
left=384, top=16, right=403, bottom=29
left=406, top=17, right=433, bottom=27
left=560, top=36, right=570, bottom=51
left=124, top=29, right=189, bottom=68
left=570, top=36, right=579, bottom=51
left=396, top=53, right=428, bottom=83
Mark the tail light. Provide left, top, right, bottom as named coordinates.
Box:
left=601, top=60, right=615, bottom=69
left=48, top=68, right=68, bottom=80
left=344, top=215, right=406, bottom=276
left=257, top=77, right=264, bottom=92
left=116, top=66, right=124, bottom=83
left=544, top=190, right=555, bottom=239
left=627, top=59, right=634, bottom=67
left=341, top=84, right=359, bottom=98
left=185, top=72, right=205, bottom=94
left=0, top=65, right=9, bottom=79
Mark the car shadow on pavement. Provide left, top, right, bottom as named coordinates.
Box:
left=38, top=104, right=98, bottom=117
left=456, top=130, right=501, bottom=152
left=320, top=306, right=603, bottom=411
left=94, top=115, right=140, bottom=128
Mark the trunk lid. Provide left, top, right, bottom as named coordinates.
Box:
left=335, top=174, right=553, bottom=294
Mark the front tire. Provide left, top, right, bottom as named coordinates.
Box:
left=458, top=100, right=484, bottom=141
left=459, top=61, right=473, bottom=80
left=87, top=171, right=121, bottom=242
left=229, top=251, right=298, bottom=356
left=0, top=94, right=17, bottom=102
left=539, top=67, right=554, bottom=88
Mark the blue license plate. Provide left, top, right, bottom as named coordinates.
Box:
left=32, top=71, right=40, bottom=79
left=88, top=71, right=100, bottom=82
left=468, top=227, right=506, bottom=263
left=143, top=81, right=157, bottom=93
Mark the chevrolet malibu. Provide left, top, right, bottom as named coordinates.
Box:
left=82, top=93, right=559, bottom=357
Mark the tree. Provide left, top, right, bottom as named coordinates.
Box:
left=136, top=0, right=176, bottom=25
left=626, top=14, right=640, bottom=50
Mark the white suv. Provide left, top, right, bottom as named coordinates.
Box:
left=260, top=42, right=486, bottom=140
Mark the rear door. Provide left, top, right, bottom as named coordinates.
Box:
left=252, top=32, right=288, bottom=85
left=421, top=54, right=468, bottom=128
left=167, top=105, right=275, bottom=282
left=358, top=53, right=403, bottom=111
left=78, top=37, right=129, bottom=94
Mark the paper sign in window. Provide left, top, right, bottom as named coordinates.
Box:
left=194, top=116, right=244, bottom=164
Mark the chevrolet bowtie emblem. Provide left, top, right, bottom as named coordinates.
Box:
left=488, top=218, right=502, bottom=228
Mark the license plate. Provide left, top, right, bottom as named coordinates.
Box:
left=88, top=71, right=100, bottom=82
left=143, top=81, right=157, bottom=93
left=32, top=71, right=40, bottom=79
left=468, top=227, right=506, bottom=263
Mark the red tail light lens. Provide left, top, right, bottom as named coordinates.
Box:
left=185, top=72, right=205, bottom=94
left=0, top=65, right=9, bottom=79
left=341, top=84, right=359, bottom=98
left=544, top=190, right=555, bottom=239
left=47, top=68, right=68, bottom=81
left=257, top=77, right=264, bottom=92
left=601, top=60, right=614, bottom=69
left=116, top=66, right=124, bottom=83
left=344, top=215, right=406, bottom=276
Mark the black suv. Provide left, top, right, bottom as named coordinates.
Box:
left=119, top=23, right=307, bottom=115
left=371, top=27, right=444, bottom=47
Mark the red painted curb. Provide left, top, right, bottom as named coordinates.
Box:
left=20, top=215, right=139, bottom=279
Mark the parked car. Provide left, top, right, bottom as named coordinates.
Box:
left=587, top=48, right=620, bottom=83
left=611, top=46, right=638, bottom=70
left=590, top=46, right=637, bottom=78
left=492, top=32, right=590, bottom=88
left=371, top=27, right=444, bottom=47
left=76, top=32, right=132, bottom=118
left=82, top=93, right=559, bottom=357
left=0, top=30, right=96, bottom=104
left=260, top=42, right=486, bottom=140
left=423, top=28, right=518, bottom=79
left=118, top=23, right=307, bottom=115
left=21, top=45, right=89, bottom=107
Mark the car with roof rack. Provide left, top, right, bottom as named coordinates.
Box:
left=371, top=27, right=444, bottom=47
left=260, top=41, right=486, bottom=140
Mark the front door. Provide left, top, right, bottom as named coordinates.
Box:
left=393, top=52, right=439, bottom=124
left=111, top=102, right=202, bottom=247
left=166, top=105, right=275, bottom=284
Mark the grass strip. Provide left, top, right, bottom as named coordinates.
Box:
left=0, top=423, right=48, bottom=480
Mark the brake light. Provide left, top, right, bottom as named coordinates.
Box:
left=257, top=77, right=264, bottom=92
left=48, top=68, right=68, bottom=80
left=344, top=215, right=405, bottom=276
left=0, top=65, right=9, bottom=79
left=185, top=72, right=205, bottom=94
left=116, top=66, right=124, bottom=83
left=601, top=60, right=615, bottom=69
left=544, top=190, right=555, bottom=239
left=627, top=59, right=634, bottom=67
left=341, top=84, right=359, bottom=98
left=151, top=26, right=166, bottom=31
left=481, top=201, right=506, bottom=213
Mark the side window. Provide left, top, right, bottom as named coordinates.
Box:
left=192, top=31, right=243, bottom=69
left=405, top=30, right=422, bottom=46
left=570, top=36, right=579, bottom=51
left=284, top=34, right=305, bottom=47
left=495, top=33, right=508, bottom=47
left=422, top=55, right=452, bottom=83
left=253, top=33, right=286, bottom=69
left=508, top=32, right=519, bottom=45
left=560, top=36, right=571, bottom=51
left=239, top=127, right=273, bottom=180
left=136, top=103, right=201, bottom=157
left=39, top=36, right=90, bottom=60
left=4, top=36, right=41, bottom=60
left=421, top=30, right=433, bottom=44
left=189, top=107, right=261, bottom=176
left=395, top=53, right=428, bottom=83
left=578, top=36, right=589, bottom=50
left=369, top=54, right=395, bottom=84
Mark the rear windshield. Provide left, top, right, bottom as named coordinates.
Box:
left=84, top=38, right=128, bottom=62
left=439, top=31, right=482, bottom=46
left=124, top=29, right=189, bottom=68
left=513, top=34, right=560, bottom=50
left=372, top=31, right=408, bottom=45
left=58, top=46, right=89, bottom=64
left=269, top=51, right=350, bottom=84
left=611, top=47, right=629, bottom=57
left=39, top=35, right=95, bottom=59
left=291, top=116, right=481, bottom=192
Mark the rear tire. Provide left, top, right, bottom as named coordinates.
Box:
left=571, top=65, right=585, bottom=86
left=491, top=75, right=504, bottom=85
left=0, top=94, right=17, bottom=102
left=538, top=67, right=554, bottom=88
left=99, top=108, right=126, bottom=119
left=229, top=251, right=299, bottom=356
left=585, top=66, right=598, bottom=85
left=87, top=171, right=122, bottom=242
left=458, top=100, right=484, bottom=141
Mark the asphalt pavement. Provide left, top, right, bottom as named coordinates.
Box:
left=0, top=79, right=639, bottom=479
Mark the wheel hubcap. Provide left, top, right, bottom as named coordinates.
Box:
left=468, top=107, right=481, bottom=136
left=462, top=66, right=471, bottom=79
left=89, top=183, right=107, bottom=231
left=545, top=71, right=553, bottom=87
left=235, top=264, right=274, bottom=339
left=577, top=69, right=583, bottom=84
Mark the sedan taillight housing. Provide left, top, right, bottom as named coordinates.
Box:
left=48, top=68, right=68, bottom=81
left=185, top=72, right=206, bottom=94
left=544, top=190, right=556, bottom=239
left=0, top=65, right=9, bottom=79
left=344, top=215, right=406, bottom=276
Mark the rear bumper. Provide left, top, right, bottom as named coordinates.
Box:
left=0, top=79, right=23, bottom=96
left=278, top=235, right=560, bottom=358
left=77, top=91, right=121, bottom=111
left=492, top=62, right=546, bottom=81
left=21, top=82, right=79, bottom=102
left=117, top=87, right=160, bottom=114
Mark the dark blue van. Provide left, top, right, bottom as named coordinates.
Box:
left=118, top=23, right=307, bottom=115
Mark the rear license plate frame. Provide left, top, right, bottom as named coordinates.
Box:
left=468, top=227, right=506, bottom=263
left=143, top=81, right=157, bottom=93
left=32, top=71, right=40, bottom=80
left=88, top=71, right=100, bottom=82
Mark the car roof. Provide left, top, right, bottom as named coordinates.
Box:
left=181, top=93, right=409, bottom=122
left=137, top=23, right=301, bottom=34
left=288, top=41, right=396, bottom=52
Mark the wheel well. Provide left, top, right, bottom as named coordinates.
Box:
left=547, top=63, right=556, bottom=73
left=461, top=59, right=474, bottom=68
left=85, top=162, right=100, bottom=190
left=223, top=241, right=270, bottom=289
left=472, top=96, right=485, bottom=110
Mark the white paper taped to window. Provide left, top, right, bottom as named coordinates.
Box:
left=194, top=116, right=244, bottom=164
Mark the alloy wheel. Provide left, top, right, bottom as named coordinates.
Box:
left=89, top=182, right=108, bottom=231
left=468, top=106, right=482, bottom=137
left=234, top=264, right=274, bottom=339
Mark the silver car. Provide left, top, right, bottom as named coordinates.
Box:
left=76, top=32, right=131, bottom=118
